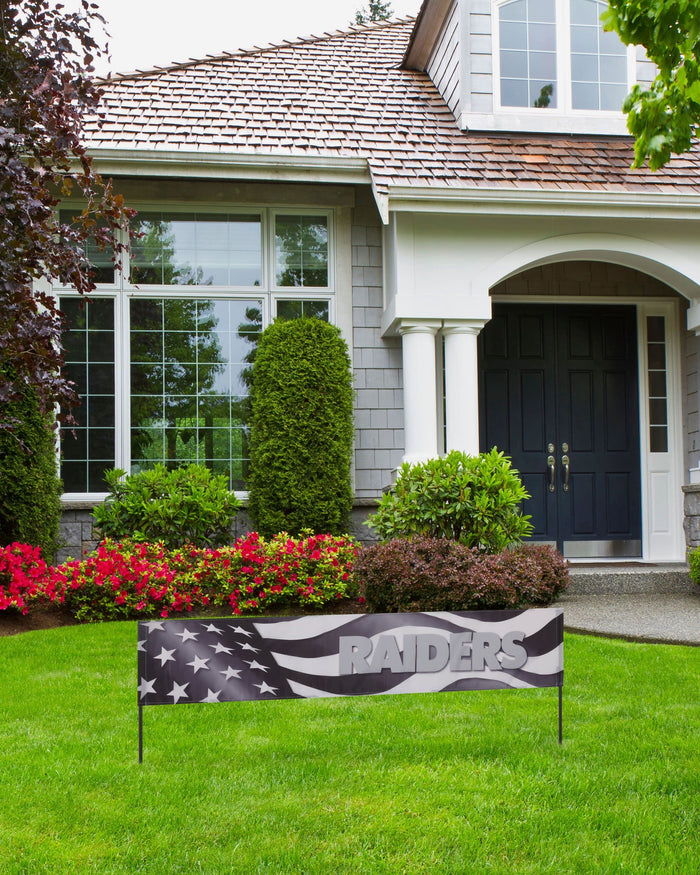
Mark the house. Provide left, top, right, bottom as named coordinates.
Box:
left=56, top=0, right=700, bottom=564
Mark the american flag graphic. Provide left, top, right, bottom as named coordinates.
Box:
left=137, top=609, right=563, bottom=706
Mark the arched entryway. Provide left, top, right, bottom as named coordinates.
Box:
left=477, top=261, right=684, bottom=560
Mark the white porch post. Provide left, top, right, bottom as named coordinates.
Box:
left=443, top=320, right=486, bottom=455
left=399, top=321, right=440, bottom=463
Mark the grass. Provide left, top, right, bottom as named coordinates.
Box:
left=0, top=621, right=698, bottom=874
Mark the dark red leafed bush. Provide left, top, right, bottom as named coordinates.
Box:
left=356, top=537, right=569, bottom=613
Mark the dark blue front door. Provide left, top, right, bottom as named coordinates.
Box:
left=478, top=304, right=642, bottom=557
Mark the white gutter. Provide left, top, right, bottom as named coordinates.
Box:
left=88, top=147, right=372, bottom=186
left=386, top=184, right=700, bottom=220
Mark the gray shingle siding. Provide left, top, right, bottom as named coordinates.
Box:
left=351, top=191, right=404, bottom=499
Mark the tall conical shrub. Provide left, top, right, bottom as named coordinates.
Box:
left=248, top=318, right=354, bottom=536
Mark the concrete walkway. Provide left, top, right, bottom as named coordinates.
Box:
left=560, top=564, right=700, bottom=645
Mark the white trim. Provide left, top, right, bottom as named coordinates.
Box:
left=459, top=111, right=629, bottom=134
left=88, top=148, right=371, bottom=185
left=386, top=186, right=700, bottom=220
left=636, top=300, right=685, bottom=560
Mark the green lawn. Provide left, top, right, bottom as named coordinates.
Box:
left=0, top=622, right=698, bottom=874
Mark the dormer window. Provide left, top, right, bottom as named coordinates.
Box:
left=570, top=0, right=627, bottom=111
left=497, top=0, right=630, bottom=114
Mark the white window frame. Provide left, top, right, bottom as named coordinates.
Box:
left=54, top=204, right=337, bottom=501
left=490, top=0, right=637, bottom=134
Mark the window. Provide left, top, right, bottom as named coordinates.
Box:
left=57, top=207, right=334, bottom=495
left=497, top=0, right=630, bottom=113
left=499, top=0, right=557, bottom=109
left=647, top=316, right=668, bottom=454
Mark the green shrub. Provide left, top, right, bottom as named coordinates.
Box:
left=688, top=547, right=700, bottom=586
left=92, top=464, right=241, bottom=549
left=247, top=318, right=354, bottom=537
left=367, top=449, right=533, bottom=552
left=356, top=537, right=569, bottom=613
left=0, top=367, right=62, bottom=559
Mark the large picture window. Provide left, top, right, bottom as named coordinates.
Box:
left=57, top=207, right=333, bottom=496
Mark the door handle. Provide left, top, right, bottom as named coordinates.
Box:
left=562, top=454, right=570, bottom=492
left=547, top=455, right=556, bottom=492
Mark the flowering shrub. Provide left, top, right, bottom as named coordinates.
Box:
left=0, top=533, right=359, bottom=622
left=0, top=543, right=51, bottom=614
left=356, top=538, right=569, bottom=613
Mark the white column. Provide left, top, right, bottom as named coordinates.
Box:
left=399, top=321, right=440, bottom=463
left=443, top=322, right=485, bottom=455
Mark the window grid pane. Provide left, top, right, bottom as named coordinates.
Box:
left=59, top=298, right=116, bottom=492
left=500, top=0, right=557, bottom=109
left=275, top=215, right=329, bottom=287
left=647, top=316, right=668, bottom=454
left=129, top=213, right=262, bottom=287
left=570, top=0, right=627, bottom=111
left=130, top=298, right=262, bottom=490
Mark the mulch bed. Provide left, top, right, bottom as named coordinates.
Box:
left=0, top=598, right=368, bottom=638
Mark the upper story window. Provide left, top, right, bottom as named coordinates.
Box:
left=497, top=0, right=630, bottom=114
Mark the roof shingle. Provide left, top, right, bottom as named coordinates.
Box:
left=87, top=18, right=700, bottom=199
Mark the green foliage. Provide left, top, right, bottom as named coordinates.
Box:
left=354, top=0, right=393, bottom=25
left=367, top=449, right=533, bottom=553
left=247, top=318, right=354, bottom=537
left=357, top=538, right=569, bottom=612
left=603, top=0, right=700, bottom=169
left=0, top=369, right=62, bottom=558
left=91, top=464, right=241, bottom=549
left=688, top=544, right=700, bottom=586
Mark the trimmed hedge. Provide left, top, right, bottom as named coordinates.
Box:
left=0, top=367, right=62, bottom=559
left=356, top=537, right=569, bottom=612
left=247, top=318, right=354, bottom=537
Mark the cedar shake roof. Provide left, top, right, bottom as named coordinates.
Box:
left=87, top=17, right=700, bottom=206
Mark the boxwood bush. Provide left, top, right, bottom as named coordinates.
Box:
left=247, top=318, right=354, bottom=537
left=356, top=537, right=569, bottom=612
left=367, top=449, right=533, bottom=553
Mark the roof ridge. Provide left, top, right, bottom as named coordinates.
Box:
left=98, top=15, right=417, bottom=83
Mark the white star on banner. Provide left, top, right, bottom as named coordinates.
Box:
left=209, top=642, right=233, bottom=655
left=155, top=647, right=176, bottom=666
left=245, top=660, right=268, bottom=672
left=220, top=666, right=242, bottom=680
left=176, top=628, right=199, bottom=643
left=143, top=621, right=165, bottom=632
left=186, top=655, right=210, bottom=674
left=204, top=624, right=224, bottom=635
left=229, top=625, right=253, bottom=637
left=137, top=639, right=146, bottom=652
left=200, top=689, right=222, bottom=703
left=253, top=681, right=278, bottom=696
left=168, top=681, right=189, bottom=704
left=137, top=677, right=157, bottom=699
left=240, top=642, right=260, bottom=653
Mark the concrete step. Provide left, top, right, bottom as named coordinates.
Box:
left=567, top=563, right=695, bottom=595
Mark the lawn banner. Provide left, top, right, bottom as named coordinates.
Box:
left=138, top=608, right=564, bottom=758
